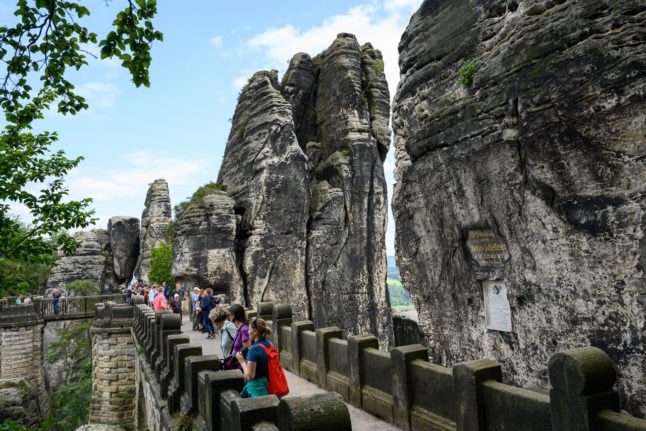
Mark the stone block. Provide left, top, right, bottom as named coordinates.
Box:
left=453, top=359, right=501, bottom=431
left=316, top=327, right=343, bottom=390
left=276, top=392, right=351, bottom=431
left=347, top=335, right=379, bottom=408
left=180, top=354, right=221, bottom=415
left=391, top=344, right=429, bottom=431
left=290, top=321, right=315, bottom=376
left=200, top=370, right=245, bottom=431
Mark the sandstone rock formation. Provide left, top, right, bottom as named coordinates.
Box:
left=45, top=230, right=111, bottom=293
left=108, top=216, right=140, bottom=285
left=392, top=0, right=645, bottom=416
left=135, top=179, right=172, bottom=283
left=172, top=189, right=244, bottom=299
left=217, top=70, right=311, bottom=318
left=216, top=34, right=392, bottom=347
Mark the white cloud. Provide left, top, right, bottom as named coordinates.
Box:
left=210, top=35, right=224, bottom=49
left=76, top=82, right=118, bottom=109
left=243, top=1, right=423, bottom=100
left=68, top=151, right=209, bottom=203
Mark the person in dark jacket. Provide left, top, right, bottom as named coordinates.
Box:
left=170, top=293, right=182, bottom=316
left=199, top=288, right=215, bottom=338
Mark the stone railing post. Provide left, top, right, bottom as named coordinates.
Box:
left=316, top=327, right=343, bottom=390
left=548, top=347, right=620, bottom=431
left=271, top=304, right=292, bottom=352
left=151, top=310, right=172, bottom=367
left=392, top=344, right=429, bottom=431
left=180, top=355, right=221, bottom=415
left=197, top=370, right=245, bottom=431
left=160, top=334, right=190, bottom=399
left=452, top=359, right=502, bottom=431
left=290, top=321, right=315, bottom=376
left=257, top=302, right=275, bottom=321
left=167, top=343, right=202, bottom=414
left=155, top=313, right=182, bottom=377
left=347, top=335, right=379, bottom=408
left=276, top=392, right=351, bottom=431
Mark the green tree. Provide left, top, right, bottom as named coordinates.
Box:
left=148, top=241, right=175, bottom=286
left=44, top=321, right=92, bottom=430
left=0, top=0, right=163, bottom=266
left=65, top=278, right=99, bottom=296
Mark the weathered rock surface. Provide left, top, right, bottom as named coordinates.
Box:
left=46, top=230, right=111, bottom=292
left=216, top=34, right=393, bottom=347
left=218, top=70, right=310, bottom=317
left=172, top=190, right=244, bottom=299
left=288, top=34, right=392, bottom=347
left=108, top=216, right=140, bottom=285
left=392, top=0, right=645, bottom=416
left=135, top=179, right=172, bottom=282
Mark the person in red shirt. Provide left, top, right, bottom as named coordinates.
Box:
left=153, top=286, right=168, bottom=311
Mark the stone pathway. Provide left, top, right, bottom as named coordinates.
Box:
left=181, top=313, right=401, bottom=431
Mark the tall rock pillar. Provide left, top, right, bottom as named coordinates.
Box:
left=135, top=179, right=172, bottom=283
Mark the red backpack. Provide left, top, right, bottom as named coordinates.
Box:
left=259, top=341, right=289, bottom=398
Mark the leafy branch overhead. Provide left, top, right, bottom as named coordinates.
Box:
left=0, top=0, right=162, bottom=265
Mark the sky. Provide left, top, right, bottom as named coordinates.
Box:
left=2, top=0, right=424, bottom=255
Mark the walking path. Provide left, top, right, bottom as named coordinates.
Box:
left=181, top=313, right=401, bottom=431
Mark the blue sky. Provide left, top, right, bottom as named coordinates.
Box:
left=2, top=0, right=423, bottom=255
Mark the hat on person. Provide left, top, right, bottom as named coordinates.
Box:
left=193, top=287, right=199, bottom=292
left=174, top=293, right=179, bottom=298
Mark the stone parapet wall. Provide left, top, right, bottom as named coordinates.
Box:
left=126, top=302, right=351, bottom=431
left=275, top=303, right=646, bottom=431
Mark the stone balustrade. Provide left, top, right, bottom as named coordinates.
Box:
left=93, top=300, right=646, bottom=431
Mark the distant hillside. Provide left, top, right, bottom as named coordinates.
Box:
left=386, top=256, right=412, bottom=311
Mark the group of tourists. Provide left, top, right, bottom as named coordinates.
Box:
left=208, top=303, right=288, bottom=399
left=186, top=293, right=288, bottom=399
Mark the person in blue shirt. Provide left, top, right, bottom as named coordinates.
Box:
left=52, top=288, right=62, bottom=315
left=237, top=317, right=272, bottom=398
left=199, top=288, right=215, bottom=338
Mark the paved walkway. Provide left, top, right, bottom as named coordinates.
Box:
left=181, top=313, right=401, bottom=431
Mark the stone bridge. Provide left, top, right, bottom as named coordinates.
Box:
left=89, top=300, right=646, bottom=431
left=1, top=298, right=645, bottom=430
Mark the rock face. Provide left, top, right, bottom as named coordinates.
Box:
left=108, top=216, right=140, bottom=285
left=216, top=34, right=392, bottom=347
left=172, top=191, right=244, bottom=298
left=135, top=179, right=172, bottom=282
left=46, top=230, right=111, bottom=292
left=217, top=70, right=310, bottom=318
left=392, top=0, right=645, bottom=417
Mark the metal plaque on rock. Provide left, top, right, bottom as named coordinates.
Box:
left=483, top=281, right=512, bottom=332
left=465, top=229, right=509, bottom=268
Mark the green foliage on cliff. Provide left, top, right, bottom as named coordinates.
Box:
left=173, top=182, right=228, bottom=220
left=0, top=0, right=162, bottom=268
left=458, top=60, right=480, bottom=87
left=65, top=279, right=100, bottom=296
left=386, top=257, right=414, bottom=312
left=148, top=241, right=176, bottom=286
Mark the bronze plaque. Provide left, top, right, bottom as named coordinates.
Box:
left=465, top=229, right=509, bottom=268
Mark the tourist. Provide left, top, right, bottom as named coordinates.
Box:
left=52, top=288, right=62, bottom=315
left=153, top=286, right=168, bottom=311
left=237, top=317, right=272, bottom=398
left=170, top=293, right=182, bottom=316
left=23, top=295, right=32, bottom=305
left=162, top=281, right=170, bottom=300
left=15, top=295, right=22, bottom=305
left=190, top=287, right=200, bottom=330
left=225, top=303, right=250, bottom=370
left=148, top=284, right=157, bottom=307
left=173, top=282, right=184, bottom=303
left=199, top=288, right=215, bottom=338
left=210, top=307, right=237, bottom=359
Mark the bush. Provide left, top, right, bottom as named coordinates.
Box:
left=458, top=60, right=480, bottom=87
left=148, top=242, right=175, bottom=286
left=65, top=279, right=99, bottom=296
